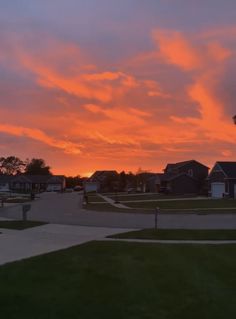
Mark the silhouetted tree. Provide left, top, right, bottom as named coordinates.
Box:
left=119, top=171, right=127, bottom=191
left=0, top=156, right=25, bottom=175
left=25, top=158, right=51, bottom=175
left=65, top=175, right=83, bottom=188
left=126, top=172, right=138, bottom=189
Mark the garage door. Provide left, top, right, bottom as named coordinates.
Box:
left=211, top=183, right=225, bottom=198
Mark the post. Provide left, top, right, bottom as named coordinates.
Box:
left=114, top=190, right=120, bottom=204
left=22, top=204, right=31, bottom=221
left=83, top=191, right=88, bottom=205
left=155, top=207, right=159, bottom=230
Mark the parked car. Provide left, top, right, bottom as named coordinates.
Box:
left=74, top=185, right=84, bottom=192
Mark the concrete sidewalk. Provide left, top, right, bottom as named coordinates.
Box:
left=0, top=224, right=134, bottom=266
left=102, top=238, right=236, bottom=245
left=98, top=193, right=131, bottom=209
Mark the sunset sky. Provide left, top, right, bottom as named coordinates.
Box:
left=1, top=1, right=236, bottom=176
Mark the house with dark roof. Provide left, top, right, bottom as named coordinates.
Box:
left=0, top=175, right=12, bottom=192
left=208, top=162, right=236, bottom=198
left=85, top=170, right=119, bottom=192
left=147, top=160, right=209, bottom=195
left=0, top=175, right=65, bottom=193
left=136, top=172, right=158, bottom=192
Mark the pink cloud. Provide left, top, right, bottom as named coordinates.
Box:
left=1, top=27, right=236, bottom=175
left=0, top=123, right=82, bottom=154
left=152, top=29, right=232, bottom=71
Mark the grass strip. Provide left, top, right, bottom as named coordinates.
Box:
left=109, top=228, right=236, bottom=240
left=0, top=221, right=47, bottom=230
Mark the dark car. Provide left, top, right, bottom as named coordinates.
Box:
left=74, top=185, right=84, bottom=192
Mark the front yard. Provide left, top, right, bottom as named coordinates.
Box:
left=107, top=193, right=197, bottom=202
left=126, top=199, right=236, bottom=211
left=110, top=229, right=236, bottom=240
left=0, top=242, right=236, bottom=318
left=0, top=221, right=47, bottom=230
left=83, top=197, right=236, bottom=214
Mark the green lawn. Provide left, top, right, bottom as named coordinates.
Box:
left=87, top=194, right=107, bottom=203
left=108, top=194, right=197, bottom=202
left=0, top=242, right=236, bottom=318
left=0, top=221, right=47, bottom=230
left=109, top=194, right=163, bottom=201
left=110, top=229, right=236, bottom=240
left=6, top=198, right=31, bottom=203
left=127, top=199, right=236, bottom=210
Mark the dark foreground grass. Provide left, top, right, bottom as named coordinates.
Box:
left=110, top=228, right=236, bottom=240
left=1, top=242, right=236, bottom=318
left=6, top=198, right=30, bottom=203
left=87, top=194, right=107, bottom=203
left=0, top=221, right=47, bottom=230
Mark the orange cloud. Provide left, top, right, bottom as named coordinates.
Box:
left=1, top=27, right=236, bottom=176
left=2, top=39, right=140, bottom=103
left=170, top=72, right=236, bottom=145
left=152, top=30, right=202, bottom=70
left=0, top=123, right=82, bottom=154
left=83, top=103, right=150, bottom=126
left=207, top=41, right=231, bottom=62
left=152, top=29, right=232, bottom=71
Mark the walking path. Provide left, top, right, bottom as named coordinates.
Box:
left=101, top=237, right=236, bottom=245
left=0, top=224, right=134, bottom=266
left=97, top=194, right=131, bottom=209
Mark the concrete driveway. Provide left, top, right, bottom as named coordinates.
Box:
left=1, top=192, right=236, bottom=229
left=0, top=223, right=133, bottom=266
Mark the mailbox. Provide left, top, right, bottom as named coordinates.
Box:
left=22, top=204, right=31, bottom=221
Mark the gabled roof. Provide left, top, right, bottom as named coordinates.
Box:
left=12, top=175, right=32, bottom=183
left=0, top=175, right=14, bottom=183
left=164, top=160, right=209, bottom=171
left=0, top=174, right=65, bottom=184
left=89, top=170, right=118, bottom=182
left=47, top=175, right=65, bottom=184
left=23, top=175, right=49, bottom=183
left=216, top=162, right=236, bottom=178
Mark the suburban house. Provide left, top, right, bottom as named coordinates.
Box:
left=0, top=175, right=66, bottom=193
left=85, top=170, right=119, bottom=193
left=0, top=175, right=11, bottom=192
left=136, top=172, right=158, bottom=192
left=147, top=160, right=209, bottom=195
left=146, top=174, right=164, bottom=193
left=208, top=162, right=236, bottom=198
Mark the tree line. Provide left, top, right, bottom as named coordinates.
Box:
left=0, top=156, right=51, bottom=176
left=0, top=156, right=152, bottom=190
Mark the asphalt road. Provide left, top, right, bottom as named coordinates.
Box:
left=1, top=192, right=236, bottom=229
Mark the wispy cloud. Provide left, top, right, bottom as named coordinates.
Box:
left=0, top=123, right=82, bottom=154
left=0, top=14, right=236, bottom=175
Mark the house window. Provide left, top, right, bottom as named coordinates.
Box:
left=188, top=169, right=193, bottom=177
